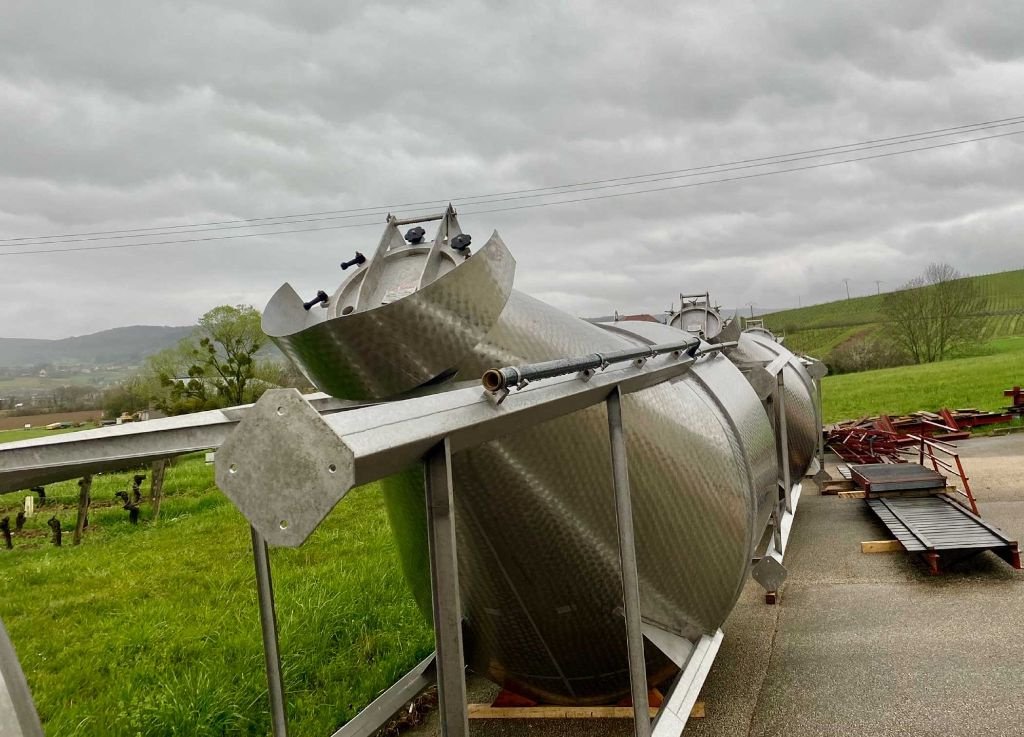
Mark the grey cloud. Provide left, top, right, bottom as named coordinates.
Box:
left=2, top=0, right=1024, bottom=339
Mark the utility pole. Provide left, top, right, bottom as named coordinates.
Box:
left=842, top=278, right=851, bottom=300
left=874, top=280, right=883, bottom=295
left=797, top=295, right=802, bottom=307
left=746, top=302, right=755, bottom=318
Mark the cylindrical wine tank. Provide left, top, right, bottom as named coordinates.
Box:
left=263, top=212, right=818, bottom=705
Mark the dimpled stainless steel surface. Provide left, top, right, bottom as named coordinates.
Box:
left=732, top=331, right=819, bottom=482
left=383, top=292, right=775, bottom=704
left=262, top=231, right=515, bottom=400
left=669, top=305, right=722, bottom=338
left=594, top=320, right=777, bottom=548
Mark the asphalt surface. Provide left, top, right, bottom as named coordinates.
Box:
left=405, top=433, right=1024, bottom=737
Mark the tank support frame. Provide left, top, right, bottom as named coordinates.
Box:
left=0, top=344, right=811, bottom=737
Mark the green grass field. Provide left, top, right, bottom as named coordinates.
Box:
left=0, top=426, right=85, bottom=442
left=0, top=455, right=431, bottom=737
left=763, top=268, right=1024, bottom=358
left=822, top=336, right=1024, bottom=423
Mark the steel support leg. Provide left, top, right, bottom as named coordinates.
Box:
left=814, top=378, right=826, bottom=471
left=424, top=439, right=469, bottom=737
left=250, top=525, right=289, bottom=737
left=606, top=388, right=652, bottom=737
left=775, top=372, right=792, bottom=513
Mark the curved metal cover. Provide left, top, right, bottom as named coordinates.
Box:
left=262, top=232, right=515, bottom=399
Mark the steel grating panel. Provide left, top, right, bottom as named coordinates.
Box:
left=866, top=496, right=1012, bottom=552
left=851, top=463, right=947, bottom=492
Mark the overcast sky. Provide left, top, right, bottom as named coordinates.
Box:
left=2, top=1, right=1024, bottom=339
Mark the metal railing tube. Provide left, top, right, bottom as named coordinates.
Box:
left=250, top=526, right=289, bottom=737
left=481, top=337, right=700, bottom=393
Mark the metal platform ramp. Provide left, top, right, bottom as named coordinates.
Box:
left=850, top=463, right=946, bottom=493
left=866, top=495, right=1021, bottom=574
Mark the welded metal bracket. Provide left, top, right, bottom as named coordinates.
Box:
left=330, top=655, right=437, bottom=737
left=217, top=388, right=354, bottom=547
left=752, top=483, right=803, bottom=594
left=641, top=622, right=696, bottom=668
left=651, top=630, right=724, bottom=737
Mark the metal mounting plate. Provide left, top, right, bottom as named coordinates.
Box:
left=216, top=389, right=354, bottom=547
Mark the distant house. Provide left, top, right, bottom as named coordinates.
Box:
left=38, top=368, right=47, bottom=378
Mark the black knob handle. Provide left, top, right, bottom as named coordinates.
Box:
left=341, top=252, right=366, bottom=270
left=451, top=234, right=472, bottom=252
left=303, top=290, right=329, bottom=311
left=405, top=227, right=426, bottom=244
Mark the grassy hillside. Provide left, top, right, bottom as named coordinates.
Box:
left=763, top=268, right=1024, bottom=359
left=822, top=336, right=1024, bottom=423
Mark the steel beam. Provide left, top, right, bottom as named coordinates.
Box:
left=215, top=350, right=697, bottom=547
left=423, top=440, right=468, bottom=737
left=606, top=388, right=651, bottom=737
left=775, top=371, right=793, bottom=513
left=0, top=393, right=355, bottom=494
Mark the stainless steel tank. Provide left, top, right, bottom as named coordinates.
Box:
left=668, top=294, right=723, bottom=339
left=730, top=331, right=819, bottom=482
left=263, top=211, right=779, bottom=704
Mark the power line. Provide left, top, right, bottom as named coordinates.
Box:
left=3, top=127, right=1022, bottom=257
left=460, top=128, right=1024, bottom=215
left=6, top=116, right=1024, bottom=249
left=4, top=114, right=1024, bottom=245
left=0, top=214, right=419, bottom=257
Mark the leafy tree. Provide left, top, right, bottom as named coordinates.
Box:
left=135, top=304, right=315, bottom=415
left=883, top=263, right=983, bottom=364
left=190, top=305, right=266, bottom=405
left=144, top=304, right=305, bottom=415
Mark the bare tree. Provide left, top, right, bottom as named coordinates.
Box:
left=883, top=263, right=983, bottom=363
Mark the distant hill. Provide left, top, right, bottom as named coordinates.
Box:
left=0, top=326, right=194, bottom=367
left=760, top=268, right=1024, bottom=359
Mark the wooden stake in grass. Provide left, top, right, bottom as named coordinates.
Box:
left=74, top=475, right=92, bottom=546
left=47, top=516, right=62, bottom=547
left=150, top=459, right=167, bottom=522
left=131, top=474, right=145, bottom=504
left=0, top=517, right=11, bottom=550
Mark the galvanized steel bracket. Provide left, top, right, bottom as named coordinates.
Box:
left=751, top=549, right=787, bottom=592
left=216, top=389, right=354, bottom=547
left=802, top=356, right=828, bottom=380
